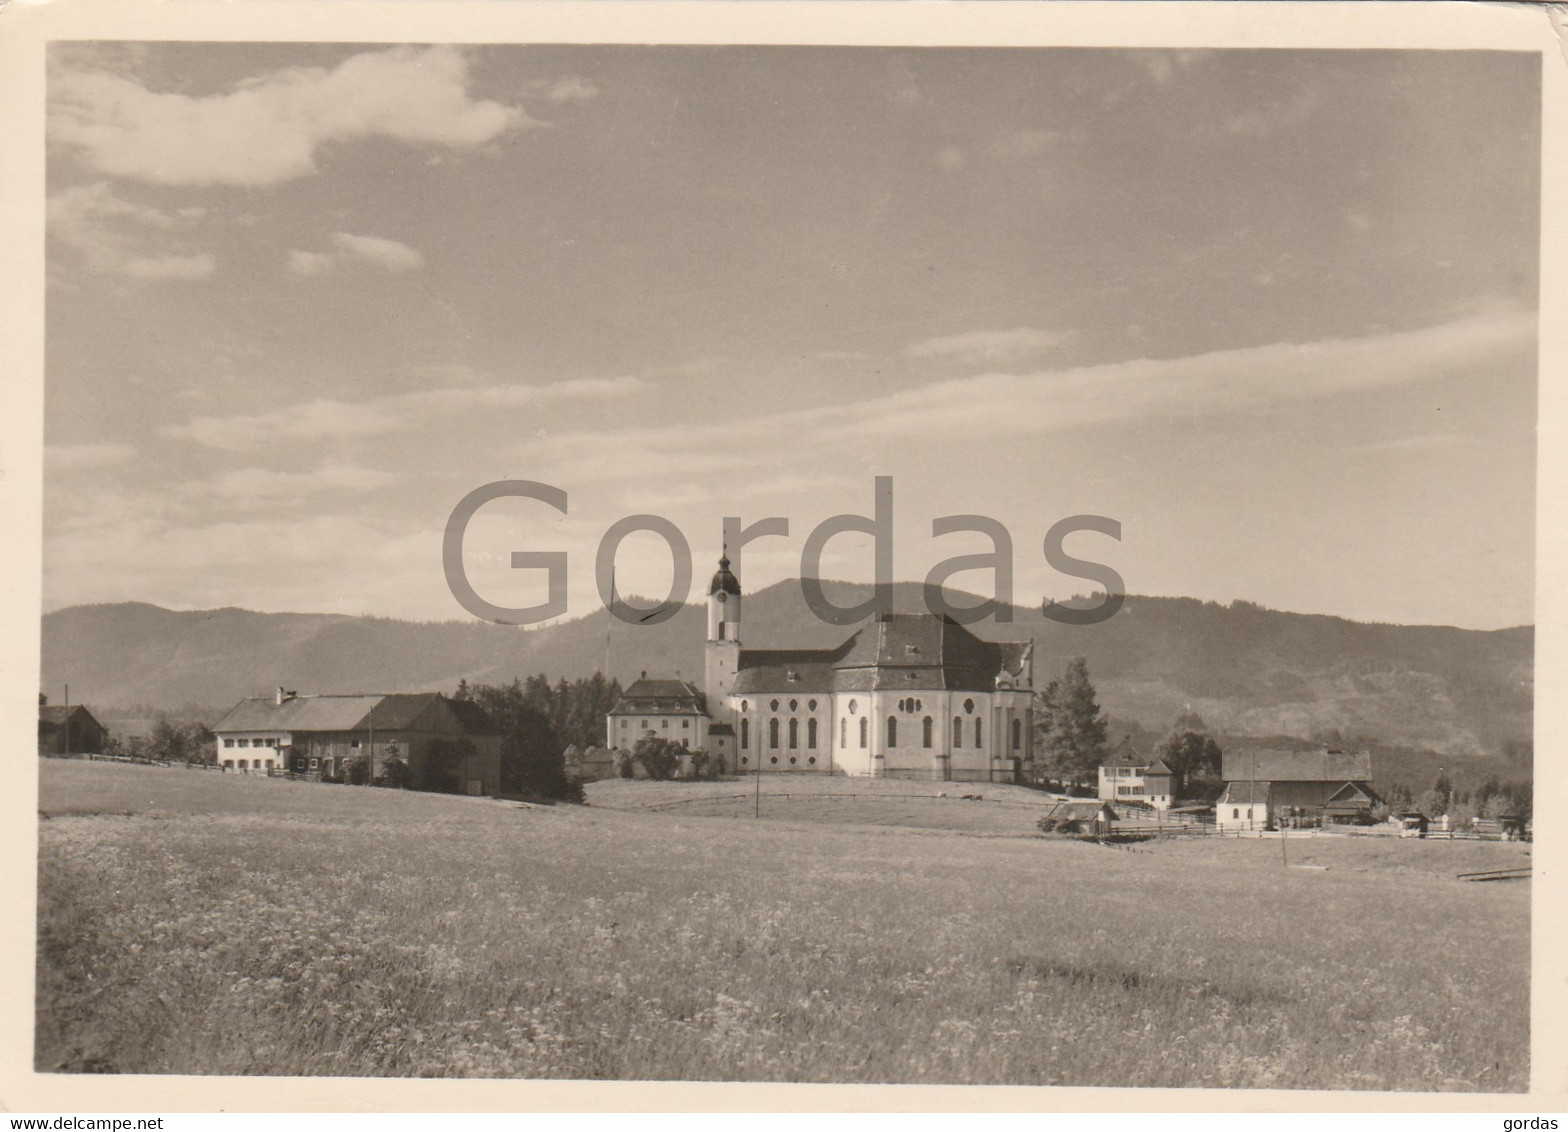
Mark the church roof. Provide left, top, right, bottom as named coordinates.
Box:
left=731, top=613, right=1030, bottom=695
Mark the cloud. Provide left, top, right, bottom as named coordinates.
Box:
left=906, top=327, right=1075, bottom=366
left=45, top=442, right=138, bottom=471
left=330, top=232, right=425, bottom=272
left=936, top=146, right=967, bottom=172
left=864, top=309, right=1537, bottom=446
left=989, top=129, right=1063, bottom=161
left=1130, top=50, right=1217, bottom=86
left=164, top=375, right=646, bottom=450
left=47, top=182, right=215, bottom=280
left=50, top=46, right=534, bottom=187
left=545, top=77, right=600, bottom=104
left=287, top=249, right=335, bottom=276
left=287, top=233, right=424, bottom=276
left=199, top=461, right=399, bottom=507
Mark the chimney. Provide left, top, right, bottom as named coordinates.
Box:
left=640, top=670, right=647, bottom=680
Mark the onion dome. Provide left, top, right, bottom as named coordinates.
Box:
left=709, top=553, right=741, bottom=596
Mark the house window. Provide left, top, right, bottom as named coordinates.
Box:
left=788, top=718, right=798, bottom=749
left=619, top=719, right=627, bottom=728
left=661, top=719, right=669, bottom=729
left=224, top=738, right=235, bottom=748
left=953, top=717, right=963, bottom=747
left=922, top=717, right=933, bottom=748
left=768, top=718, right=779, bottom=749
left=682, top=719, right=690, bottom=729
left=238, top=759, right=249, bottom=770
left=887, top=716, right=897, bottom=746
left=741, top=719, right=750, bottom=749
left=974, top=719, right=982, bottom=748
left=859, top=717, right=868, bottom=748
left=350, top=740, right=361, bottom=749
left=1012, top=719, right=1022, bottom=750
left=682, top=739, right=690, bottom=749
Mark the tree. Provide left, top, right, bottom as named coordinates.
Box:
left=632, top=734, right=683, bottom=781
left=470, top=681, right=570, bottom=800
left=1154, top=726, right=1223, bottom=783
left=1034, top=658, right=1109, bottom=790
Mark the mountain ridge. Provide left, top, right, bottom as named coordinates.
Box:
left=40, top=582, right=1532, bottom=763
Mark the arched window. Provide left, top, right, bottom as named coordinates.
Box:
left=859, top=717, right=868, bottom=748
left=1012, top=718, right=1022, bottom=751
left=807, top=718, right=818, bottom=749
left=887, top=716, right=897, bottom=747
left=953, top=717, right=963, bottom=747
left=840, top=717, right=847, bottom=747
left=922, top=717, right=933, bottom=748
left=788, top=718, right=799, bottom=749
left=974, top=719, right=983, bottom=748
left=768, top=718, right=779, bottom=749
left=741, top=718, right=750, bottom=750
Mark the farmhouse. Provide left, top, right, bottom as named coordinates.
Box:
left=38, top=701, right=106, bottom=756
left=1096, top=737, right=1176, bottom=811
left=1215, top=747, right=1379, bottom=830
left=212, top=688, right=502, bottom=794
left=610, top=554, right=1036, bottom=781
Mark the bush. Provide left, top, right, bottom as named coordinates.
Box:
left=632, top=735, right=683, bottom=781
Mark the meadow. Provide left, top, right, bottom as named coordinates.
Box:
left=36, top=761, right=1530, bottom=1089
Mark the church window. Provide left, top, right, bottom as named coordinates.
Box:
left=887, top=716, right=897, bottom=746
left=807, top=718, right=818, bottom=749
left=953, top=717, right=963, bottom=747
left=975, top=719, right=983, bottom=747
left=741, top=701, right=748, bottom=712
left=770, top=699, right=780, bottom=711
left=768, top=718, right=779, bottom=749
left=788, top=718, right=799, bottom=749
left=859, top=717, right=868, bottom=748
left=922, top=717, right=933, bottom=748
left=789, top=756, right=797, bottom=765
left=1012, top=718, right=1022, bottom=750
left=808, top=699, right=818, bottom=711
left=770, top=756, right=778, bottom=765
left=741, top=719, right=750, bottom=749
left=741, top=756, right=749, bottom=766
left=964, top=698, right=975, bottom=715
left=848, top=700, right=858, bottom=715
left=808, top=756, right=816, bottom=765
left=840, top=717, right=847, bottom=747
left=789, top=699, right=799, bottom=712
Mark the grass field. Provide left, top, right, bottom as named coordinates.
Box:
left=36, top=761, right=1530, bottom=1089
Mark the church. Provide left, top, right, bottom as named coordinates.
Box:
left=606, top=554, right=1036, bottom=782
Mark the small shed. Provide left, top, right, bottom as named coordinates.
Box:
left=1397, top=811, right=1429, bottom=838
left=1040, top=799, right=1118, bottom=835
left=39, top=704, right=107, bottom=756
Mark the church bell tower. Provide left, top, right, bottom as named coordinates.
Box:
left=704, top=551, right=742, bottom=725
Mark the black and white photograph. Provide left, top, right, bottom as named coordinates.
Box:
left=4, top=0, right=1564, bottom=1113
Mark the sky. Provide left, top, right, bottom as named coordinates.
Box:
left=41, top=44, right=1540, bottom=630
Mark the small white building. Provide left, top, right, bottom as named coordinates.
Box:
left=1215, top=779, right=1271, bottom=830
left=1097, top=738, right=1176, bottom=811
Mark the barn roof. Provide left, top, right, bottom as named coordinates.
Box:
left=1046, top=800, right=1117, bottom=821
left=1217, top=780, right=1272, bottom=805
left=39, top=704, right=99, bottom=726
left=214, top=694, right=385, bottom=733
left=1221, top=748, right=1372, bottom=783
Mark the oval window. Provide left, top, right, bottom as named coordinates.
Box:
left=770, top=699, right=780, bottom=711
left=808, top=699, right=818, bottom=711
left=964, top=698, right=975, bottom=714
left=789, top=699, right=799, bottom=712
left=849, top=700, right=858, bottom=715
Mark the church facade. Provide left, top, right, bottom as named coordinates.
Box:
left=611, top=554, right=1036, bottom=782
